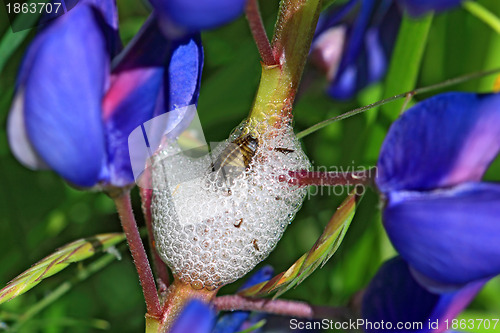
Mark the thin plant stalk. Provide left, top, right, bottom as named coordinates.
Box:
left=214, top=295, right=358, bottom=332
left=112, top=191, right=161, bottom=320
left=9, top=253, right=118, bottom=331
left=286, top=169, right=376, bottom=188
left=297, top=67, right=500, bottom=139
left=246, top=0, right=277, bottom=66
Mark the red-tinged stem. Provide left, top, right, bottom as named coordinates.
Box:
left=271, top=0, right=323, bottom=95
left=112, top=191, right=161, bottom=319
left=246, top=0, right=323, bottom=132
left=214, top=295, right=355, bottom=323
left=140, top=183, right=170, bottom=289
left=285, top=169, right=376, bottom=188
left=246, top=0, right=277, bottom=66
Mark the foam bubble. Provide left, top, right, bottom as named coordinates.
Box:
left=151, top=121, right=310, bottom=289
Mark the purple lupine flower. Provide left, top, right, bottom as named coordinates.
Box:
left=396, top=0, right=466, bottom=17
left=170, top=299, right=216, bottom=333
left=149, top=0, right=247, bottom=32
left=362, top=257, right=484, bottom=333
left=310, top=0, right=401, bottom=100
left=214, top=266, right=274, bottom=333
left=168, top=266, right=274, bottom=333
left=7, top=0, right=203, bottom=189
left=311, top=0, right=467, bottom=100
left=376, top=92, right=500, bottom=291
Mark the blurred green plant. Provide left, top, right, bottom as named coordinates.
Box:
left=0, top=233, right=125, bottom=305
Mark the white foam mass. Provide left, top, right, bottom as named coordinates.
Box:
left=151, top=121, right=310, bottom=290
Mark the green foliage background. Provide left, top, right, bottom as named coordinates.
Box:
left=1, top=0, right=500, bottom=332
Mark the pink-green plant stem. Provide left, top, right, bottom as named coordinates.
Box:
left=157, top=0, right=325, bottom=330
left=159, top=280, right=218, bottom=332
left=247, top=0, right=323, bottom=129
left=112, top=191, right=161, bottom=319
left=214, top=295, right=354, bottom=322
left=287, top=169, right=376, bottom=188
left=246, top=0, right=277, bottom=66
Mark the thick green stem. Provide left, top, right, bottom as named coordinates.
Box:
left=272, top=0, right=323, bottom=93
left=145, top=315, right=161, bottom=333
left=158, top=279, right=218, bottom=333
left=247, top=0, right=323, bottom=131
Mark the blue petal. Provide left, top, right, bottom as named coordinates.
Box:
left=318, top=0, right=400, bottom=100
left=151, top=0, right=246, bottom=31
left=170, top=300, right=215, bottom=333
left=103, top=17, right=203, bottom=186
left=164, top=34, right=204, bottom=113
left=315, top=0, right=358, bottom=33
left=362, top=257, right=484, bottom=333
left=41, top=1, right=120, bottom=56
left=377, top=92, right=500, bottom=194
left=328, top=65, right=359, bottom=99
left=384, top=183, right=500, bottom=287
left=214, top=266, right=274, bottom=333
left=365, top=28, right=387, bottom=83
left=21, top=4, right=109, bottom=187
left=103, top=17, right=169, bottom=186
left=68, top=0, right=119, bottom=31
left=396, top=0, right=465, bottom=17
left=240, top=265, right=274, bottom=290
left=77, top=0, right=121, bottom=56
left=333, top=0, right=376, bottom=88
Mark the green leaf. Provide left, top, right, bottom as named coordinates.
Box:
left=235, top=319, right=266, bottom=333
left=457, top=311, right=500, bottom=333
left=239, top=190, right=362, bottom=298
left=476, top=1, right=500, bottom=92
left=380, top=13, right=433, bottom=120
left=0, top=233, right=125, bottom=305
left=464, top=1, right=500, bottom=35
left=0, top=14, right=40, bottom=74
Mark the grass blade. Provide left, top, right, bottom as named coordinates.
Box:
left=380, top=13, right=433, bottom=119
left=0, top=233, right=125, bottom=305
left=239, top=190, right=362, bottom=298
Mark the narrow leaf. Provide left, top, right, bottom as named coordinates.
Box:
left=0, top=233, right=125, bottom=304
left=235, top=319, right=266, bottom=333
left=463, top=1, right=500, bottom=35
left=239, top=190, right=362, bottom=298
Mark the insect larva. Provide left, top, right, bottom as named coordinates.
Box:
left=252, top=239, right=260, bottom=251
left=209, top=133, right=259, bottom=189
left=234, top=218, right=243, bottom=228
